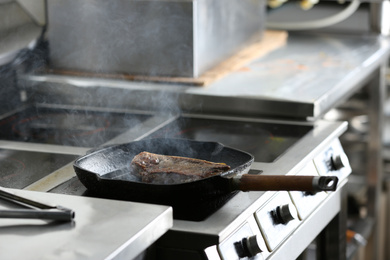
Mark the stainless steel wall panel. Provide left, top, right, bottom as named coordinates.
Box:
left=46, top=0, right=265, bottom=78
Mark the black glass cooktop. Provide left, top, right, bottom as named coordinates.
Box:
left=0, top=149, right=77, bottom=189
left=0, top=106, right=151, bottom=147
left=148, top=117, right=313, bottom=162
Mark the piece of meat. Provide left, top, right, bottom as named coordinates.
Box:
left=131, top=151, right=231, bottom=184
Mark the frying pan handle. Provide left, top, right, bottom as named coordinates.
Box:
left=312, top=176, right=339, bottom=191
left=236, top=175, right=339, bottom=192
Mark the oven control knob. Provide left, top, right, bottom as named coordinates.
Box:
left=235, top=235, right=263, bottom=258
left=330, top=153, right=349, bottom=171
left=272, top=204, right=298, bottom=224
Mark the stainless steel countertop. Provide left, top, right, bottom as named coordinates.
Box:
left=22, top=33, right=390, bottom=119
left=0, top=188, right=173, bottom=260
left=184, top=33, right=390, bottom=118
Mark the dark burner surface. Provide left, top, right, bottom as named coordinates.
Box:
left=0, top=106, right=151, bottom=147
left=0, top=149, right=77, bottom=189
left=149, top=117, right=312, bottom=162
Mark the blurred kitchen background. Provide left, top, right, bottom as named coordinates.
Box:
left=1, top=0, right=390, bottom=259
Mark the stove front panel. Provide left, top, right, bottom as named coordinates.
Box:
left=255, top=191, right=301, bottom=251
left=289, top=162, right=328, bottom=220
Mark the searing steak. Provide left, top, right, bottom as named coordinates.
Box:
left=131, top=151, right=231, bottom=184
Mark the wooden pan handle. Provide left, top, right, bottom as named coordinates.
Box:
left=236, top=175, right=338, bottom=192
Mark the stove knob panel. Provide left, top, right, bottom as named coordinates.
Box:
left=255, top=192, right=301, bottom=251
left=330, top=153, right=349, bottom=171
left=235, top=235, right=263, bottom=259
left=219, top=221, right=266, bottom=260
left=272, top=203, right=298, bottom=224
left=313, top=138, right=352, bottom=183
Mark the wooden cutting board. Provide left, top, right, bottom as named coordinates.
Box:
left=45, top=30, right=288, bottom=87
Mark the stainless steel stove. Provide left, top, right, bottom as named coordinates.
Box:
left=0, top=105, right=352, bottom=259
left=142, top=115, right=351, bottom=260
